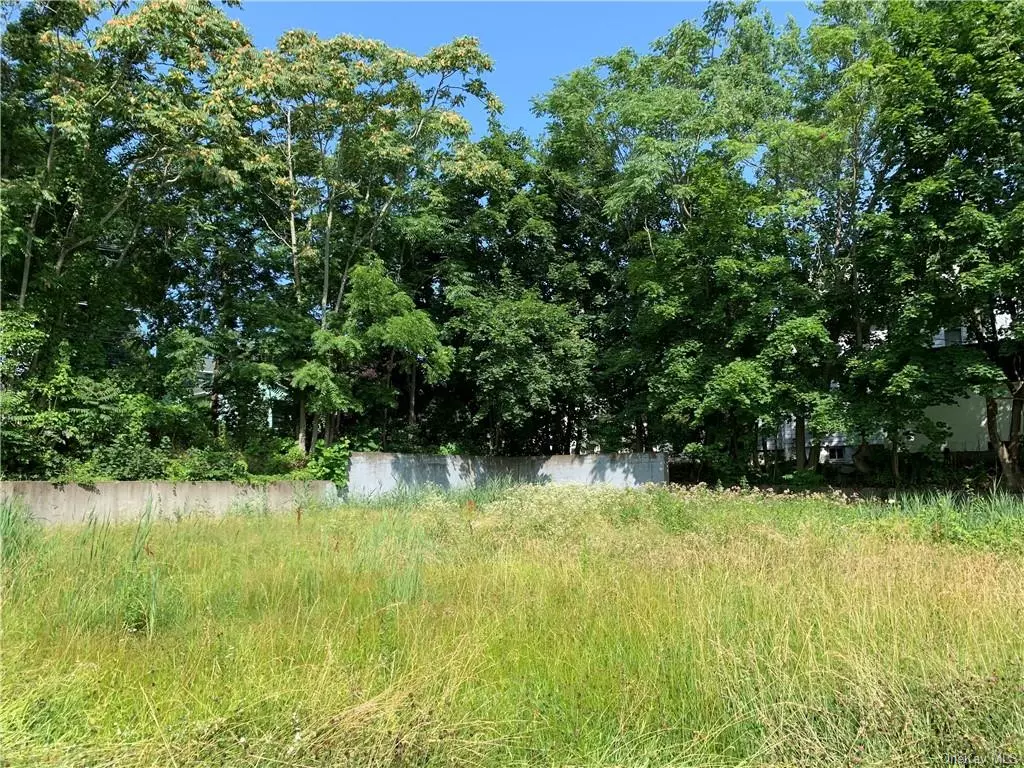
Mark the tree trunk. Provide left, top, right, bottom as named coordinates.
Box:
left=890, top=436, right=900, bottom=486
left=18, top=202, right=43, bottom=309
left=986, top=391, right=1023, bottom=491
left=809, top=440, right=822, bottom=471
left=19, top=46, right=61, bottom=308
left=852, top=438, right=870, bottom=474
left=297, top=395, right=307, bottom=454
left=850, top=118, right=864, bottom=351
left=320, top=185, right=335, bottom=327
left=209, top=358, right=220, bottom=429
left=794, top=414, right=806, bottom=470
left=408, top=366, right=416, bottom=426
left=310, top=414, right=320, bottom=453
left=1008, top=389, right=1023, bottom=490
left=286, top=108, right=302, bottom=301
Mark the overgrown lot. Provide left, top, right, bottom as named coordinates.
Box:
left=2, top=486, right=1023, bottom=767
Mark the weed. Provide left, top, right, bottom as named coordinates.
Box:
left=3, top=486, right=1023, bottom=766
left=0, top=497, right=40, bottom=569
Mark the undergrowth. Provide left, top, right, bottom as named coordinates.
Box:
left=2, top=485, right=1022, bottom=766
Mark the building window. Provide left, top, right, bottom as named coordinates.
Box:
left=827, top=445, right=845, bottom=461
left=944, top=327, right=963, bottom=346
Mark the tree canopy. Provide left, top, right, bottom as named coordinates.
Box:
left=3, top=0, right=1022, bottom=488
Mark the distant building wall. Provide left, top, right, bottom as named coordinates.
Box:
left=765, top=393, right=1016, bottom=461
left=0, top=481, right=338, bottom=525
left=348, top=452, right=667, bottom=497
left=919, top=393, right=1013, bottom=453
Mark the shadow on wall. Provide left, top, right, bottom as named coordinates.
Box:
left=588, top=454, right=636, bottom=485
left=469, top=455, right=551, bottom=486
left=390, top=453, right=452, bottom=491
left=387, top=453, right=552, bottom=493
left=347, top=452, right=666, bottom=497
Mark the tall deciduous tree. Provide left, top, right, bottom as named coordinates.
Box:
left=866, top=0, right=1024, bottom=487
left=3, top=0, right=1021, bottom=486
left=214, top=30, right=499, bottom=451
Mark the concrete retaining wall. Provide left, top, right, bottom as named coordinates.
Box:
left=348, top=452, right=667, bottom=497
left=0, top=480, right=339, bottom=525
left=2, top=453, right=667, bottom=522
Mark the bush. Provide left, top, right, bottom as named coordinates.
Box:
left=680, top=443, right=757, bottom=486
left=165, top=447, right=248, bottom=482
left=780, top=468, right=826, bottom=491
left=90, top=432, right=171, bottom=481
left=242, top=436, right=308, bottom=476
left=306, top=439, right=350, bottom=486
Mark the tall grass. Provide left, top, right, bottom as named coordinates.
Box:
left=2, top=485, right=1022, bottom=766
left=861, top=490, right=1024, bottom=551
left=1, top=496, right=40, bottom=569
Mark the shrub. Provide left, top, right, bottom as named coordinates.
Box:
left=780, top=469, right=826, bottom=491
left=242, top=436, right=308, bottom=476
left=90, top=432, right=171, bottom=481
left=306, top=439, right=350, bottom=486
left=680, top=443, right=752, bottom=485
left=165, top=447, right=248, bottom=482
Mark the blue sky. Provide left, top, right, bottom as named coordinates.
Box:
left=228, top=2, right=814, bottom=138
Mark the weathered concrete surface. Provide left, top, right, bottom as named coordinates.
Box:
left=0, top=480, right=339, bottom=525
left=348, top=452, right=667, bottom=497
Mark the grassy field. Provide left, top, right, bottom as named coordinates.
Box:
left=2, top=485, right=1024, bottom=767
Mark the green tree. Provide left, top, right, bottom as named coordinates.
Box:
left=537, top=2, right=802, bottom=462
left=865, top=0, right=1024, bottom=487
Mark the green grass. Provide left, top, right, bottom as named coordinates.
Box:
left=2, top=486, right=1023, bottom=767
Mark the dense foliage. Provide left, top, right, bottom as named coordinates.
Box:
left=2, top=0, right=1022, bottom=486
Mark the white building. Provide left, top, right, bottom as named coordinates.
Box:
left=767, top=319, right=1018, bottom=464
